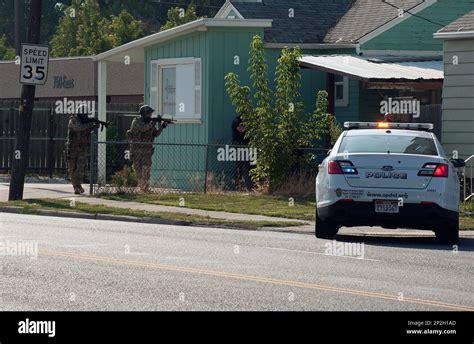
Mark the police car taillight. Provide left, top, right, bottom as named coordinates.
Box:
left=328, top=160, right=358, bottom=175
left=418, top=163, right=449, bottom=178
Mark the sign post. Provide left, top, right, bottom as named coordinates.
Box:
left=8, top=0, right=44, bottom=201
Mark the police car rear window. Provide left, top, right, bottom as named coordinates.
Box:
left=339, top=135, right=438, bottom=156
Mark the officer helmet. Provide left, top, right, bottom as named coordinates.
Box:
left=139, top=105, right=155, bottom=117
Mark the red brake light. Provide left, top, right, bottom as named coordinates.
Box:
left=328, top=160, right=358, bottom=175
left=433, top=163, right=449, bottom=177
left=418, top=163, right=448, bottom=178
left=328, top=160, right=343, bottom=174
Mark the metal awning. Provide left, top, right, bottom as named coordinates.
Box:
left=299, top=55, right=444, bottom=82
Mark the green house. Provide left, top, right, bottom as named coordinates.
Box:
left=434, top=10, right=474, bottom=161
left=93, top=0, right=474, bottom=190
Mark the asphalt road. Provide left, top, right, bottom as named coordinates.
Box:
left=1, top=213, right=473, bottom=311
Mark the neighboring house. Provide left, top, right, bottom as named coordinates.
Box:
left=434, top=10, right=474, bottom=160
left=92, top=0, right=474, bottom=189
left=0, top=57, right=144, bottom=103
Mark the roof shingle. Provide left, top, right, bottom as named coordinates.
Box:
left=438, top=9, right=474, bottom=33
left=230, top=0, right=355, bottom=44
left=324, top=0, right=424, bottom=43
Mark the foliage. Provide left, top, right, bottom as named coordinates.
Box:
left=51, top=0, right=143, bottom=57
left=0, top=34, right=15, bottom=60
left=160, top=3, right=200, bottom=31
left=313, top=90, right=343, bottom=146
left=111, top=165, right=138, bottom=188
left=225, top=35, right=337, bottom=191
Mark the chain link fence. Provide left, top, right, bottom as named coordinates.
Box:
left=89, top=138, right=328, bottom=194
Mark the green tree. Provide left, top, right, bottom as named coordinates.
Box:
left=312, top=91, right=342, bottom=146
left=72, top=0, right=112, bottom=56
left=50, top=0, right=80, bottom=57
left=0, top=34, right=15, bottom=60
left=107, top=10, right=143, bottom=47
left=225, top=35, right=339, bottom=191
left=51, top=0, right=143, bottom=57
left=160, top=3, right=200, bottom=31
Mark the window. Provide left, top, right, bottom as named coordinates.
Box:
left=338, top=135, right=438, bottom=156
left=150, top=58, right=202, bottom=121
left=335, top=75, right=349, bottom=107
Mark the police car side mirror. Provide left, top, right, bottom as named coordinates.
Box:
left=450, top=158, right=465, bottom=168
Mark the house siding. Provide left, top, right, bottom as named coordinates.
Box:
left=361, top=0, right=474, bottom=51
left=441, top=38, right=474, bottom=159
left=144, top=31, right=209, bottom=189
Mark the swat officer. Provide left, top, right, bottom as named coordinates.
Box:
left=66, top=105, right=99, bottom=194
left=126, top=105, right=166, bottom=192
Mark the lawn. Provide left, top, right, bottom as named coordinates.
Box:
left=98, top=193, right=316, bottom=221
left=98, top=193, right=474, bottom=230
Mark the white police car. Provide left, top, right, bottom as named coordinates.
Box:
left=315, top=122, right=465, bottom=244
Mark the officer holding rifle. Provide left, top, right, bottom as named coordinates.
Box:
left=66, top=104, right=108, bottom=194
left=126, top=105, right=175, bottom=192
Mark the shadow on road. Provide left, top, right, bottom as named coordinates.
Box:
left=334, top=233, right=474, bottom=252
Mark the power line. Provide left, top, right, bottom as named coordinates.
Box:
left=382, top=0, right=446, bottom=27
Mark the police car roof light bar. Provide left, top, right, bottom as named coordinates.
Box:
left=343, top=122, right=434, bottom=131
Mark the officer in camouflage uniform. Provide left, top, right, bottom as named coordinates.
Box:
left=126, top=105, right=165, bottom=192
left=66, top=105, right=99, bottom=194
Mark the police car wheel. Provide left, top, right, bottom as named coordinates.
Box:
left=434, top=219, right=459, bottom=245
left=315, top=209, right=339, bottom=239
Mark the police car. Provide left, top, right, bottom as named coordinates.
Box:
left=315, top=122, right=465, bottom=244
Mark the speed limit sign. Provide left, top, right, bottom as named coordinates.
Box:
left=19, top=43, right=50, bottom=85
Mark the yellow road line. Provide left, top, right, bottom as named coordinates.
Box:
left=40, top=249, right=474, bottom=311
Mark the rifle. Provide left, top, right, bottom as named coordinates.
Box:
left=86, top=117, right=109, bottom=131
left=149, top=115, right=176, bottom=126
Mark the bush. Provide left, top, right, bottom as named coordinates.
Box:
left=111, top=165, right=137, bottom=188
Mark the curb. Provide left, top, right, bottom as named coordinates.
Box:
left=0, top=206, right=278, bottom=231
left=0, top=206, right=190, bottom=227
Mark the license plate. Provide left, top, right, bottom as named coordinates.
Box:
left=375, top=200, right=399, bottom=213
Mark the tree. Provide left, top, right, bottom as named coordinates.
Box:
left=313, top=91, right=342, bottom=146
left=0, top=34, right=15, bottom=60
left=51, top=0, right=143, bottom=57
left=225, top=35, right=339, bottom=191
left=160, top=3, right=200, bottom=31
left=107, top=10, right=143, bottom=47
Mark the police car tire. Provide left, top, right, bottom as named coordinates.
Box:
left=315, top=209, right=339, bottom=239
left=434, top=218, right=459, bottom=245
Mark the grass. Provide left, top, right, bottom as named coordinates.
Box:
left=98, top=193, right=316, bottom=221
left=0, top=199, right=303, bottom=230
left=97, top=193, right=474, bottom=231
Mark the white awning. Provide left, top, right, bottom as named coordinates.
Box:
left=299, top=55, right=443, bottom=81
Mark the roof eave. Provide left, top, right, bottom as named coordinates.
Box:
left=93, top=18, right=272, bottom=62
left=265, top=43, right=357, bottom=49
left=434, top=30, right=474, bottom=40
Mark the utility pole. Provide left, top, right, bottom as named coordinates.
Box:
left=9, top=0, right=43, bottom=201
left=14, top=0, right=21, bottom=56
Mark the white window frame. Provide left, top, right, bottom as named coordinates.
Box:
left=335, top=76, right=349, bottom=107
left=150, top=57, right=202, bottom=123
